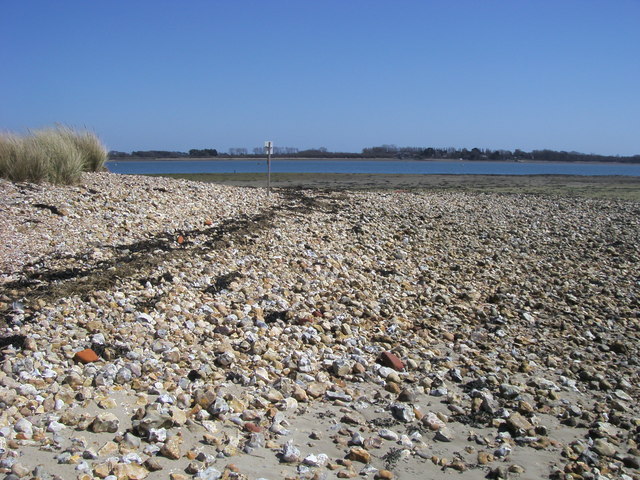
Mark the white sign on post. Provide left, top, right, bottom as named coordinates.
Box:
left=265, top=141, right=273, bottom=195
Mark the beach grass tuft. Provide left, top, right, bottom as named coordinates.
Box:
left=0, top=126, right=108, bottom=184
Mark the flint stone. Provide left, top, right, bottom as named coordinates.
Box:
left=112, top=463, right=149, bottom=480
left=149, top=428, right=167, bottom=442
left=132, top=411, right=173, bottom=437
left=194, top=467, right=222, bottom=480
left=14, top=418, right=33, bottom=437
left=341, top=412, right=366, bottom=425
left=506, top=412, right=533, bottom=435
left=350, top=432, right=365, bottom=445
left=593, top=438, right=617, bottom=457
left=91, top=413, right=120, bottom=433
left=623, top=456, right=640, bottom=469
left=434, top=427, right=454, bottom=442
left=160, top=435, right=182, bottom=459
left=397, top=388, right=416, bottom=402
left=281, top=440, right=301, bottom=463
left=144, top=458, right=163, bottom=472
left=348, top=447, right=372, bottom=463
left=207, top=397, right=230, bottom=416
left=391, top=403, right=415, bottom=423
left=378, top=429, right=399, bottom=441
left=325, top=390, right=353, bottom=402
left=303, top=453, right=329, bottom=467
left=332, top=359, right=352, bottom=377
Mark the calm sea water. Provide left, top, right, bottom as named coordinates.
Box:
left=106, top=159, right=640, bottom=176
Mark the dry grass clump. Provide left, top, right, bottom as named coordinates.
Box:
left=54, top=125, right=107, bottom=172
left=0, top=126, right=107, bottom=185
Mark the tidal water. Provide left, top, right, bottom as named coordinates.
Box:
left=106, top=159, right=640, bottom=176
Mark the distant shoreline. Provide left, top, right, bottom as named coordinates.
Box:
left=106, top=157, right=640, bottom=166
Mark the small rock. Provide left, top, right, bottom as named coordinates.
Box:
left=378, top=429, right=399, bottom=441
left=449, top=460, right=467, bottom=472
left=144, top=458, right=163, bottom=471
left=337, top=467, right=357, bottom=478
left=194, top=467, right=222, bottom=479
left=74, top=348, right=100, bottom=363
left=10, top=463, right=32, bottom=478
left=391, top=403, right=415, bottom=423
left=378, top=351, right=404, bottom=371
left=434, top=427, right=454, bottom=442
left=374, top=470, right=394, bottom=479
left=397, top=388, right=416, bottom=402
left=98, top=441, right=119, bottom=457
left=341, top=412, right=366, bottom=425
left=623, top=456, right=640, bottom=469
left=303, top=453, right=329, bottom=467
left=161, top=435, right=183, bottom=460
left=506, top=412, right=532, bottom=435
left=347, top=447, right=371, bottom=463
left=244, top=422, right=262, bottom=433
left=593, top=438, right=617, bottom=457
left=281, top=440, right=301, bottom=463
left=494, top=445, right=512, bottom=458
left=14, top=418, right=33, bottom=438
left=422, top=412, right=446, bottom=431
left=185, top=461, right=204, bottom=474
left=90, top=412, right=120, bottom=433
left=332, top=359, right=352, bottom=377
left=477, top=451, right=494, bottom=464
left=112, top=463, right=149, bottom=480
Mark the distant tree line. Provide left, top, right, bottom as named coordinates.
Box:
left=362, top=145, right=640, bottom=163
left=109, top=149, right=218, bottom=158
left=108, top=145, right=640, bottom=163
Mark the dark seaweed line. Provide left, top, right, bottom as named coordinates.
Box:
left=1, top=188, right=332, bottom=324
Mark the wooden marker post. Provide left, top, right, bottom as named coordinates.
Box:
left=264, top=141, right=273, bottom=196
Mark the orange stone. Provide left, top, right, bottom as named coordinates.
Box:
left=177, top=235, right=184, bottom=244
left=73, top=348, right=99, bottom=363
left=204, top=219, right=213, bottom=226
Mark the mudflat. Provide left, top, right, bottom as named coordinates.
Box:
left=151, top=172, right=640, bottom=200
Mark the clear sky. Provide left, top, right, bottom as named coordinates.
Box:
left=1, top=1, right=639, bottom=155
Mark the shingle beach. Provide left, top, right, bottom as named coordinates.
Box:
left=0, top=172, right=638, bottom=480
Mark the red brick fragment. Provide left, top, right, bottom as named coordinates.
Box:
left=73, top=348, right=100, bottom=364
left=378, top=351, right=404, bottom=371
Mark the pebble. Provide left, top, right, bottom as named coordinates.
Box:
left=73, top=348, right=100, bottom=364
left=281, top=440, right=302, bottom=463
left=90, top=412, right=120, bottom=433
left=160, top=434, right=183, bottom=460
left=347, top=447, right=371, bottom=463
left=434, top=427, right=455, bottom=442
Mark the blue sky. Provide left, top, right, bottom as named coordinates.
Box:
left=1, top=1, right=639, bottom=155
